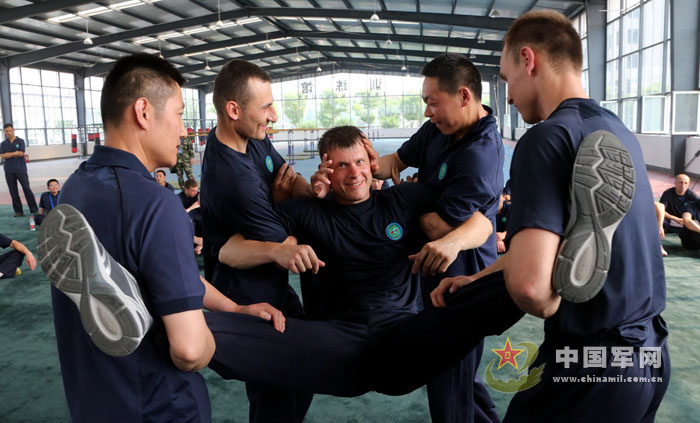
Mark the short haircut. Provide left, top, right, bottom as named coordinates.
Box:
left=504, top=10, right=583, bottom=72
left=213, top=59, right=271, bottom=117
left=184, top=179, right=198, bottom=189
left=155, top=169, right=167, bottom=177
left=47, top=178, right=59, bottom=187
left=3, top=123, right=13, bottom=129
left=421, top=53, right=482, bottom=100
left=101, top=53, right=185, bottom=130
left=676, top=174, right=690, bottom=181
left=318, top=126, right=364, bottom=157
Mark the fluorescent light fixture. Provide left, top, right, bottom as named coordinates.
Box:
left=158, top=32, right=183, bottom=40
left=79, top=6, right=110, bottom=17
left=362, top=19, right=388, bottom=24
left=304, top=17, right=328, bottom=22
left=184, top=27, right=210, bottom=35
left=391, top=20, right=420, bottom=25
left=111, top=0, right=143, bottom=10
left=236, top=17, right=261, bottom=25
left=333, top=18, right=357, bottom=23
left=133, top=37, right=157, bottom=44
left=49, top=13, right=81, bottom=23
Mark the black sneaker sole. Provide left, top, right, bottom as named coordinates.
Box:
left=553, top=130, right=635, bottom=303
left=37, top=204, right=152, bottom=356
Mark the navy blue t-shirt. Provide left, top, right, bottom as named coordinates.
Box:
left=660, top=187, right=699, bottom=217
left=55, top=146, right=209, bottom=422
left=683, top=198, right=700, bottom=220
left=39, top=191, right=60, bottom=213
left=276, top=183, right=438, bottom=321
left=1, top=137, right=27, bottom=173
left=0, top=232, right=12, bottom=249
left=506, top=98, right=666, bottom=344
left=397, top=107, right=504, bottom=281
left=201, top=129, right=291, bottom=307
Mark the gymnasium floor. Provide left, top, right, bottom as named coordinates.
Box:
left=0, top=139, right=696, bottom=421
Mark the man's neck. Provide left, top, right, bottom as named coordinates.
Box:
left=104, top=131, right=155, bottom=172
left=537, top=70, right=588, bottom=120
left=7, top=135, right=16, bottom=142
left=215, top=124, right=248, bottom=153
left=452, top=103, right=488, bottom=141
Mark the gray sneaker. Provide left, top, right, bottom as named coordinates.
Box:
left=37, top=204, right=153, bottom=356
left=553, top=130, right=635, bottom=303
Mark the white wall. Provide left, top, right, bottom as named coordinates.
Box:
left=24, top=142, right=96, bottom=161
left=636, top=134, right=672, bottom=170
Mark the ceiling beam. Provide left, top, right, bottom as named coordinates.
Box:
left=164, top=30, right=503, bottom=59
left=184, top=57, right=497, bottom=88
left=0, top=0, right=96, bottom=25
left=7, top=7, right=509, bottom=68
left=87, top=45, right=499, bottom=77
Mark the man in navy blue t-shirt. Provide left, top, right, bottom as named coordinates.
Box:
left=41, top=54, right=285, bottom=423
left=1, top=123, right=38, bottom=217
left=365, top=53, right=503, bottom=423
left=201, top=59, right=319, bottom=423
left=35, top=178, right=60, bottom=226
left=0, top=232, right=36, bottom=279
left=433, top=10, right=668, bottom=422
left=659, top=174, right=699, bottom=234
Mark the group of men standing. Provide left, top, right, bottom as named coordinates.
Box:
left=37, top=9, right=669, bottom=423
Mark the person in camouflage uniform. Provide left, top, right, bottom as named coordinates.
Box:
left=173, top=137, right=195, bottom=189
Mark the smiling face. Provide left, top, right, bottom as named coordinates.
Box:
left=326, top=142, right=372, bottom=205
left=421, top=76, right=469, bottom=138
left=499, top=45, right=541, bottom=124
left=237, top=77, right=277, bottom=141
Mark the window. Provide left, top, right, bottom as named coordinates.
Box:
left=672, top=91, right=700, bottom=134
left=606, top=0, right=671, bottom=134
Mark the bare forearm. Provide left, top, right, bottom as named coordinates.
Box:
left=292, top=174, right=315, bottom=198
left=374, top=153, right=406, bottom=183
left=201, top=276, right=238, bottom=312
left=442, top=212, right=493, bottom=250
left=218, top=234, right=281, bottom=269
left=684, top=216, right=700, bottom=233
left=665, top=212, right=682, bottom=223
left=420, top=212, right=454, bottom=240
left=9, top=240, right=30, bottom=256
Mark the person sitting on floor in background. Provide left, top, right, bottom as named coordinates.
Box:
left=155, top=169, right=175, bottom=192
left=680, top=196, right=700, bottom=250
left=0, top=232, right=36, bottom=279
left=35, top=178, right=61, bottom=226
left=178, top=178, right=203, bottom=254
left=659, top=174, right=699, bottom=234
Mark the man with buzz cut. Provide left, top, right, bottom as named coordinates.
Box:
left=365, top=53, right=503, bottom=423
left=1, top=123, right=39, bottom=217
left=38, top=53, right=284, bottom=423
left=200, top=59, right=318, bottom=423
left=432, top=10, right=669, bottom=422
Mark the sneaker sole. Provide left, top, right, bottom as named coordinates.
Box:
left=553, top=130, right=635, bottom=303
left=37, top=204, right=152, bottom=356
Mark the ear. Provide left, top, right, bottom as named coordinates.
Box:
left=133, top=97, right=150, bottom=130
left=520, top=46, right=536, bottom=76
left=226, top=100, right=241, bottom=121
left=458, top=86, right=472, bottom=107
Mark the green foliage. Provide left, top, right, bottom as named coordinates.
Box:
left=283, top=93, right=307, bottom=128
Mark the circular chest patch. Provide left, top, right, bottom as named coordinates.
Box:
left=385, top=222, right=403, bottom=241
left=438, top=163, right=447, bottom=181
left=265, top=156, right=274, bottom=173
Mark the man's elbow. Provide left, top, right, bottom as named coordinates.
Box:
left=170, top=343, right=210, bottom=371
left=507, top=276, right=560, bottom=319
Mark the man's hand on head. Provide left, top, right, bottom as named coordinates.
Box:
left=361, top=136, right=379, bottom=174
left=272, top=163, right=298, bottom=203
left=310, top=153, right=333, bottom=198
